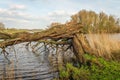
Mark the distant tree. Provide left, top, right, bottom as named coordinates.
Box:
left=71, top=10, right=120, bottom=33
left=50, top=22, right=62, bottom=27
left=0, top=22, right=5, bottom=30
left=48, top=22, right=63, bottom=30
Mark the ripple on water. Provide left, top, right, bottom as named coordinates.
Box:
left=0, top=43, right=58, bottom=80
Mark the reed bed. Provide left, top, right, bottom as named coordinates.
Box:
left=86, top=33, right=120, bottom=60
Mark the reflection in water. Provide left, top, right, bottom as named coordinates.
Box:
left=0, top=43, right=58, bottom=80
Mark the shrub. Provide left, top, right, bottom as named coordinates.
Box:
left=59, top=54, right=120, bottom=80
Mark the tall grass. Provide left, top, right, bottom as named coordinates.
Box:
left=86, top=33, right=120, bottom=60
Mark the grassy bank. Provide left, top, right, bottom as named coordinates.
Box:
left=86, top=33, right=120, bottom=61
left=58, top=54, right=120, bottom=80
left=0, top=29, right=28, bottom=34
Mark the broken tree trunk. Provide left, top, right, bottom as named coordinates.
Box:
left=72, top=34, right=85, bottom=63
left=72, top=33, right=97, bottom=63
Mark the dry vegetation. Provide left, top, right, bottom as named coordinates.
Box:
left=86, top=33, right=120, bottom=60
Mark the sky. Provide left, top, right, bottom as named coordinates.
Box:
left=0, top=0, right=120, bottom=29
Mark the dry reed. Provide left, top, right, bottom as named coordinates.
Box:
left=86, top=33, right=120, bottom=60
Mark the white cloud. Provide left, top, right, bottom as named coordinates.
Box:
left=0, top=7, right=75, bottom=29
left=0, top=7, right=39, bottom=20
left=48, top=10, right=74, bottom=17
left=47, top=10, right=76, bottom=23
left=0, top=17, right=30, bottom=23
left=9, top=4, right=26, bottom=10
left=0, top=7, right=39, bottom=29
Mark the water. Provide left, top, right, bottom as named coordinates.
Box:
left=0, top=43, right=57, bottom=80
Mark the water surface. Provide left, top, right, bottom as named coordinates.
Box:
left=0, top=43, right=57, bottom=80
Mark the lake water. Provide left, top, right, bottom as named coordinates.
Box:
left=0, top=43, right=58, bottom=80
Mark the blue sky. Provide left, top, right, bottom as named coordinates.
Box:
left=0, top=0, right=120, bottom=29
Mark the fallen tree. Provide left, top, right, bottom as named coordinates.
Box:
left=0, top=22, right=89, bottom=63
left=0, top=21, right=115, bottom=64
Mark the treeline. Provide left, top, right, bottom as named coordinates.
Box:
left=71, top=10, right=120, bottom=33
left=0, top=22, right=5, bottom=30
left=50, top=10, right=120, bottom=33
